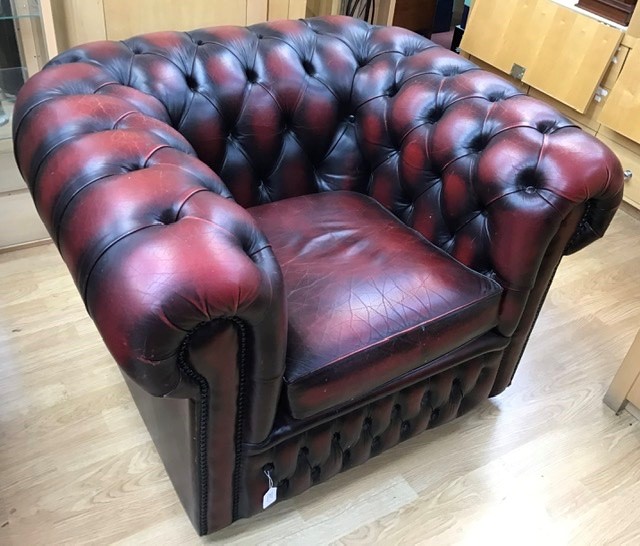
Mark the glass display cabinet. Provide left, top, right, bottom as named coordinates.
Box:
left=0, top=0, right=56, bottom=249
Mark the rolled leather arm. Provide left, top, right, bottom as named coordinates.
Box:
left=13, top=61, right=286, bottom=403
left=357, top=56, right=625, bottom=335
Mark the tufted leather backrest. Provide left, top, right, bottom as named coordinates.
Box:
left=14, top=16, right=623, bottom=341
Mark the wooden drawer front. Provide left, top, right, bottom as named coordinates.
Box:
left=521, top=5, right=621, bottom=113
left=468, top=55, right=530, bottom=94
left=528, top=88, right=601, bottom=133
left=602, top=45, right=630, bottom=89
left=605, top=330, right=640, bottom=413
left=0, top=191, right=49, bottom=249
left=597, top=134, right=640, bottom=208
left=599, top=45, right=640, bottom=143
left=461, top=0, right=622, bottom=113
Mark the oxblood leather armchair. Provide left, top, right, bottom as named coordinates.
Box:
left=14, top=16, right=623, bottom=535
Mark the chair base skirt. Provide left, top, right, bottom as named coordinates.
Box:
left=121, top=372, right=202, bottom=531
left=235, top=345, right=505, bottom=521
left=123, top=335, right=508, bottom=534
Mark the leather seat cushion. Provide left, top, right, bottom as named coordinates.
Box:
left=249, top=191, right=502, bottom=420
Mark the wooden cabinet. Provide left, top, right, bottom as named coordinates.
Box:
left=306, top=0, right=397, bottom=25
left=599, top=42, right=640, bottom=142
left=604, top=330, right=640, bottom=414
left=1, top=0, right=55, bottom=251
left=392, top=0, right=437, bottom=36
left=460, top=0, right=623, bottom=113
left=577, top=0, right=637, bottom=26
left=601, top=43, right=630, bottom=88
left=306, top=0, right=339, bottom=17
left=51, top=0, right=308, bottom=50
left=596, top=132, right=640, bottom=208
left=459, top=0, right=640, bottom=212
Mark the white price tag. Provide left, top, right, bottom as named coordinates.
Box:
left=262, top=467, right=278, bottom=509
left=263, top=486, right=277, bottom=509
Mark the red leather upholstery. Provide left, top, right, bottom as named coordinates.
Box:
left=13, top=16, right=622, bottom=399
left=250, top=191, right=501, bottom=418
left=240, top=344, right=505, bottom=518
left=13, top=15, right=624, bottom=535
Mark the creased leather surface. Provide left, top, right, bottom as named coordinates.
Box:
left=250, top=191, right=501, bottom=418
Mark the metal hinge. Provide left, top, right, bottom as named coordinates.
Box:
left=510, top=63, right=526, bottom=81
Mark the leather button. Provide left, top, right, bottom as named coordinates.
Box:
left=401, top=421, right=410, bottom=433
left=185, top=75, right=198, bottom=90
left=525, top=186, right=537, bottom=194
left=421, top=391, right=432, bottom=408
left=537, top=121, right=556, bottom=134
left=245, top=68, right=258, bottom=83
left=157, top=209, right=176, bottom=226
left=427, top=106, right=444, bottom=124
left=347, top=114, right=356, bottom=123
left=302, top=60, right=315, bottom=75
left=470, top=133, right=490, bottom=153
left=441, top=67, right=460, bottom=77
left=487, top=92, right=505, bottom=103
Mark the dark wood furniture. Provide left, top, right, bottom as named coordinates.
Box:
left=577, top=0, right=637, bottom=26
left=392, top=0, right=438, bottom=36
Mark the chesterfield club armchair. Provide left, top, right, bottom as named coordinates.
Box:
left=14, top=16, right=623, bottom=535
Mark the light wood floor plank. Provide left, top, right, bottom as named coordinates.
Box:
left=0, top=210, right=639, bottom=545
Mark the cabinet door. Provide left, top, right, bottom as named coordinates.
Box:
left=460, top=0, right=622, bottom=113
left=102, top=0, right=249, bottom=39
left=599, top=45, right=640, bottom=143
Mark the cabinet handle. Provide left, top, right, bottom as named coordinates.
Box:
left=624, top=169, right=633, bottom=181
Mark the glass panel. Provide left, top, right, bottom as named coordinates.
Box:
left=0, top=0, right=47, bottom=249
left=0, top=142, right=26, bottom=193
left=0, top=66, right=26, bottom=98
left=0, top=0, right=41, bottom=19
left=0, top=68, right=24, bottom=140
left=1, top=0, right=47, bottom=85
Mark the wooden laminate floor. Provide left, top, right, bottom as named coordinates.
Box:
left=1, top=210, right=639, bottom=545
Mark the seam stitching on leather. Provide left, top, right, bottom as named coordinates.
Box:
left=177, top=327, right=211, bottom=536
left=501, top=260, right=561, bottom=390
left=229, top=318, right=249, bottom=523
left=565, top=200, right=593, bottom=253
left=176, top=317, right=249, bottom=534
